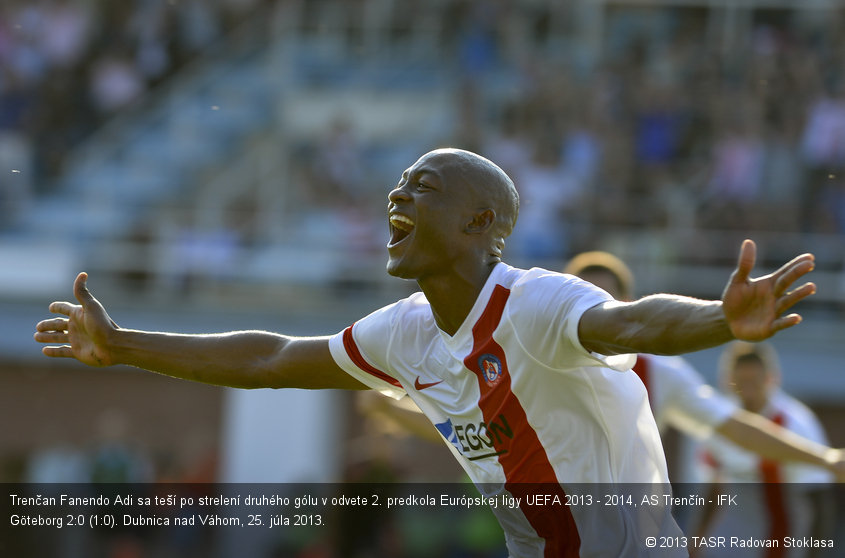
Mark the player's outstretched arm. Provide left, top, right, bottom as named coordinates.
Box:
left=357, top=392, right=443, bottom=444
left=717, top=411, right=845, bottom=481
left=34, top=273, right=367, bottom=390
left=578, top=239, right=816, bottom=355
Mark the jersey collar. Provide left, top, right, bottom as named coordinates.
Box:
left=437, top=262, right=511, bottom=350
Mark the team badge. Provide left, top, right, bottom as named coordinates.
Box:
left=478, top=354, right=503, bottom=385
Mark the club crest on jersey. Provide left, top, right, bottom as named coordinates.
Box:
left=478, top=354, right=503, bottom=385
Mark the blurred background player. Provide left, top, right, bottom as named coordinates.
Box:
left=693, top=341, right=834, bottom=558
left=562, top=251, right=844, bottom=481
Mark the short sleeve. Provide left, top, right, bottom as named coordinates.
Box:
left=656, top=356, right=737, bottom=438
left=508, top=271, right=635, bottom=372
left=328, top=303, right=407, bottom=400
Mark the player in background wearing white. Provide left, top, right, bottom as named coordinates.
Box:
left=36, top=148, right=824, bottom=557
left=562, top=251, right=844, bottom=478
left=694, top=342, right=834, bottom=558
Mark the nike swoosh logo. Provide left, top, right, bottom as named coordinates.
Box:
left=414, top=377, right=443, bottom=391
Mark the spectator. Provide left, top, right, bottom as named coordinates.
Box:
left=699, top=107, right=767, bottom=230
left=508, top=132, right=581, bottom=261
left=800, top=81, right=845, bottom=231
left=88, top=49, right=146, bottom=114
left=38, top=0, right=92, bottom=71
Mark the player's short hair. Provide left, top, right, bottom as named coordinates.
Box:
left=562, top=251, right=635, bottom=300
left=461, top=149, right=519, bottom=236
left=480, top=156, right=519, bottom=254
left=718, top=341, right=782, bottom=387
left=434, top=148, right=519, bottom=257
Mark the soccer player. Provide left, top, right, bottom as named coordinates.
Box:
left=36, top=148, right=821, bottom=557
left=563, top=251, right=844, bottom=478
left=695, top=342, right=834, bottom=557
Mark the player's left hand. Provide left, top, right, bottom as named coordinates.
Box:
left=722, top=239, right=816, bottom=341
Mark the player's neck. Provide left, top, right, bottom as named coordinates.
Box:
left=419, top=262, right=497, bottom=336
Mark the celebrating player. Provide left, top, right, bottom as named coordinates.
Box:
left=35, top=148, right=818, bottom=557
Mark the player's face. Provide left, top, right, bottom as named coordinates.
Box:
left=728, top=361, right=771, bottom=414
left=385, top=152, right=478, bottom=280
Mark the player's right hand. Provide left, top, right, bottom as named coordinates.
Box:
left=34, top=272, right=117, bottom=366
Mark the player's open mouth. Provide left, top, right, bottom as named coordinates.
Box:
left=388, top=213, right=415, bottom=247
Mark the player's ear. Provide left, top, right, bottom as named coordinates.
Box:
left=465, top=209, right=496, bottom=234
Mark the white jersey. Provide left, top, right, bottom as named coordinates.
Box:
left=329, top=263, right=685, bottom=557
left=697, top=390, right=833, bottom=558
left=633, top=354, right=736, bottom=438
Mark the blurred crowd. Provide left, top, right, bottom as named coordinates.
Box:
left=3, top=1, right=845, bottom=267
left=0, top=0, right=265, bottom=222
left=287, top=3, right=845, bottom=268
left=472, top=10, right=845, bottom=261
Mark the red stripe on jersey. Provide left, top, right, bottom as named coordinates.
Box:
left=342, top=325, right=402, bottom=388
left=700, top=449, right=721, bottom=470
left=632, top=356, right=652, bottom=408
left=463, top=285, right=581, bottom=558
left=759, top=413, right=788, bottom=558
